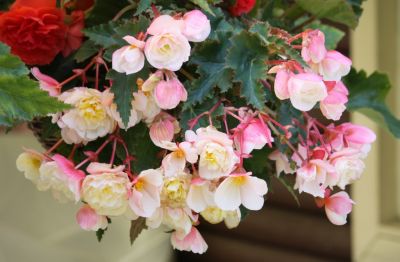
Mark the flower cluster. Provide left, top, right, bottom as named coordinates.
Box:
left=11, top=2, right=380, bottom=256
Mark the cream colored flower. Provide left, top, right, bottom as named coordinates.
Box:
left=16, top=150, right=44, bottom=185
left=58, top=87, right=116, bottom=144
left=82, top=163, right=130, bottom=216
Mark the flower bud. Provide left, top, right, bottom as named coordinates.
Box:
left=154, top=76, right=187, bottom=109
left=112, top=36, right=145, bottom=75
left=76, top=204, right=108, bottom=231
left=318, top=50, right=352, bottom=81
left=31, top=67, right=60, bottom=96
left=302, top=30, right=327, bottom=64
left=182, top=10, right=211, bottom=42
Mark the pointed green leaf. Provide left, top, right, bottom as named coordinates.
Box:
left=344, top=69, right=400, bottom=138
left=134, top=0, right=152, bottom=15
left=0, top=43, right=28, bottom=77
left=74, top=40, right=98, bottom=63
left=226, top=31, right=269, bottom=109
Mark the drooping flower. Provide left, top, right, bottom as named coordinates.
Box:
left=16, top=149, right=46, bottom=186
left=171, top=226, right=208, bottom=254
left=186, top=178, right=214, bottom=213
left=288, top=73, right=328, bottom=111
left=326, top=123, right=376, bottom=152
left=149, top=113, right=180, bottom=147
left=82, top=163, right=130, bottom=216
left=153, top=74, right=187, bottom=110
left=268, top=150, right=295, bottom=176
left=302, top=29, right=327, bottom=64
left=233, top=117, right=274, bottom=154
left=31, top=67, right=61, bottom=97
left=200, top=206, right=241, bottom=229
left=112, top=36, right=146, bottom=75
left=319, top=190, right=354, bottom=225
left=214, top=171, right=268, bottom=211
left=57, top=87, right=116, bottom=144
left=273, top=68, right=292, bottom=100
left=186, top=126, right=239, bottom=180
left=160, top=141, right=198, bottom=177
left=144, top=31, right=191, bottom=71
left=317, top=50, right=352, bottom=81
left=133, top=90, right=161, bottom=123
left=320, top=81, right=349, bottom=121
left=0, top=0, right=67, bottom=65
left=182, top=10, right=211, bottom=42
left=129, top=169, right=163, bottom=217
left=38, top=154, right=85, bottom=203
left=147, top=206, right=196, bottom=235
left=76, top=204, right=108, bottom=231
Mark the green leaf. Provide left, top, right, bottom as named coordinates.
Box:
left=190, top=0, right=215, bottom=15
left=267, top=35, right=308, bottom=68
left=0, top=44, right=28, bottom=77
left=130, top=217, right=147, bottom=245
left=85, top=0, right=128, bottom=27
left=307, top=22, right=345, bottom=49
left=226, top=31, right=269, bottom=109
left=74, top=40, right=98, bottom=63
left=344, top=69, right=400, bottom=138
left=106, top=70, right=137, bottom=127
left=187, top=36, right=233, bottom=106
left=296, top=0, right=359, bottom=29
left=118, top=122, right=161, bottom=172
left=0, top=43, right=69, bottom=127
left=134, top=0, right=152, bottom=15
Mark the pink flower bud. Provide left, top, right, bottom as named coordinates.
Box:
left=324, top=191, right=354, bottom=225
left=76, top=204, right=108, bottom=231
left=31, top=67, right=60, bottom=96
left=182, top=10, right=211, bottom=42
left=302, top=30, right=327, bottom=64
left=112, top=36, right=145, bottom=75
left=154, top=76, right=187, bottom=109
left=149, top=113, right=179, bottom=147
left=320, top=81, right=349, bottom=120
left=288, top=73, right=327, bottom=111
left=338, top=123, right=376, bottom=145
left=318, top=50, right=352, bottom=81
left=274, top=69, right=292, bottom=100
left=171, top=226, right=208, bottom=254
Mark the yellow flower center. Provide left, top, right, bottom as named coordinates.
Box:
left=135, top=180, right=145, bottom=191
left=233, top=176, right=246, bottom=186
left=162, top=177, right=188, bottom=207
left=174, top=149, right=185, bottom=159
left=78, top=96, right=106, bottom=121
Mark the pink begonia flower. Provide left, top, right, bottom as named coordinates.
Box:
left=147, top=206, right=197, bottom=235
left=301, top=29, right=327, bottom=64
left=288, top=73, right=327, bottom=111
left=320, top=81, right=349, bottom=120
left=129, top=169, right=163, bottom=217
left=214, top=172, right=268, bottom=211
left=171, top=226, right=208, bottom=254
left=185, top=126, right=239, bottom=180
left=318, top=50, right=352, bottom=81
left=16, top=149, right=46, bottom=187
left=326, top=123, right=376, bottom=152
left=144, top=31, right=191, bottom=71
left=268, top=150, right=295, bottom=176
left=160, top=141, right=198, bottom=177
left=323, top=190, right=354, bottom=225
left=182, top=10, right=211, bottom=42
left=154, top=76, right=188, bottom=110
left=76, top=204, right=108, bottom=231
left=112, top=36, right=145, bottom=75
left=31, top=67, right=61, bottom=96
left=186, top=177, right=214, bottom=213
left=133, top=90, right=161, bottom=123
left=273, top=68, right=292, bottom=100
left=147, top=15, right=184, bottom=36
left=233, top=118, right=274, bottom=154
left=149, top=113, right=180, bottom=147
left=329, top=148, right=365, bottom=189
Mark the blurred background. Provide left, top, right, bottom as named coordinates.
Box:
left=0, top=0, right=399, bottom=261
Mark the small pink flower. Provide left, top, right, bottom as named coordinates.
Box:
left=182, top=10, right=211, bottom=42
left=288, top=73, right=327, bottom=111
left=214, top=172, right=268, bottom=211
left=186, top=178, right=213, bottom=213
left=160, top=141, right=198, bottom=177
left=52, top=154, right=86, bottom=202
left=149, top=113, right=179, bottom=147
left=154, top=75, right=187, bottom=109
left=112, top=36, right=145, bottom=75
left=320, top=81, right=349, bottom=120
left=338, top=123, right=376, bottom=145
left=302, top=30, right=327, bottom=64
left=31, top=67, right=60, bottom=96
left=233, top=118, right=274, bottom=154
left=76, top=204, right=108, bottom=231
left=268, top=150, right=295, bottom=176
left=323, top=190, right=354, bottom=225
left=318, top=50, right=352, bottom=81
left=171, top=226, right=208, bottom=254
left=273, top=68, right=292, bottom=100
